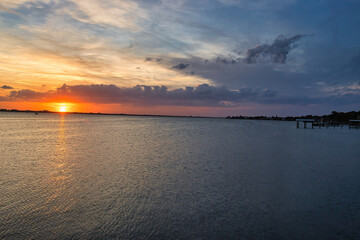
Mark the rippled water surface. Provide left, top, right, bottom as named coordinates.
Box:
left=1, top=112, right=360, bottom=239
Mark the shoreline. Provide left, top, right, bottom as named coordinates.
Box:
left=0, top=109, right=215, bottom=119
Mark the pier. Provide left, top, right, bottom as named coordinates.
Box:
left=296, top=119, right=315, bottom=129
left=296, top=118, right=360, bottom=130
left=349, top=120, right=360, bottom=129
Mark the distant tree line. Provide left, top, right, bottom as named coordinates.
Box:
left=1, top=108, right=359, bottom=121
left=226, top=110, right=360, bottom=122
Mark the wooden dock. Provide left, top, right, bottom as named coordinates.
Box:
left=296, top=119, right=315, bottom=129
left=349, top=120, right=360, bottom=129
left=296, top=119, right=359, bottom=130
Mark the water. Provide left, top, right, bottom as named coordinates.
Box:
left=0, top=112, right=359, bottom=239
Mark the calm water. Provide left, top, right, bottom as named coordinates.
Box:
left=0, top=112, right=360, bottom=239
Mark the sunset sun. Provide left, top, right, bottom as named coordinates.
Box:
left=59, top=106, right=67, bottom=112
left=57, top=103, right=70, bottom=113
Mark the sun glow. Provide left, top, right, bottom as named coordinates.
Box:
left=59, top=106, right=67, bottom=112
left=57, top=103, right=70, bottom=113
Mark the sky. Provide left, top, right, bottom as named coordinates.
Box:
left=0, top=0, right=359, bottom=116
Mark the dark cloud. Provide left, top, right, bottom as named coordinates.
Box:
left=215, top=57, right=240, bottom=64
left=172, top=63, right=189, bottom=70
left=4, top=83, right=276, bottom=107
left=9, top=89, right=45, bottom=99
left=145, top=57, right=162, bottom=62
left=201, top=56, right=240, bottom=65
left=265, top=92, right=360, bottom=106
left=1, top=85, right=14, bottom=89
left=245, top=34, right=306, bottom=64
left=168, top=55, right=311, bottom=94
left=3, top=83, right=359, bottom=110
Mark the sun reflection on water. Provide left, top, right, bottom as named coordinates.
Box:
left=45, top=114, right=74, bottom=213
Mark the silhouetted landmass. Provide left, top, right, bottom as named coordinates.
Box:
left=1, top=108, right=359, bottom=122
left=226, top=110, right=360, bottom=123
left=0, top=109, right=53, bottom=113
left=0, top=109, right=207, bottom=119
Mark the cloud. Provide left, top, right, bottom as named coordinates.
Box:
left=4, top=83, right=276, bottom=107
left=145, top=57, right=162, bottom=62
left=161, top=54, right=309, bottom=93
left=5, top=83, right=358, bottom=109
left=1, top=0, right=359, bottom=116
left=58, top=0, right=147, bottom=31
left=1, top=85, right=14, bottom=89
left=215, top=56, right=240, bottom=64
left=0, top=0, right=50, bottom=9
left=9, top=89, right=44, bottom=99
left=245, top=34, right=306, bottom=64
left=172, top=63, right=189, bottom=70
left=0, top=20, right=207, bottom=88
left=267, top=92, right=360, bottom=106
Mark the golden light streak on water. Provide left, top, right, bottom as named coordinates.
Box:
left=44, top=114, right=73, bottom=214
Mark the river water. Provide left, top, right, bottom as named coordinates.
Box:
left=0, top=112, right=359, bottom=239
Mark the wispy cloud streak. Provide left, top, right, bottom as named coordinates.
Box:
left=0, top=6, right=22, bottom=15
